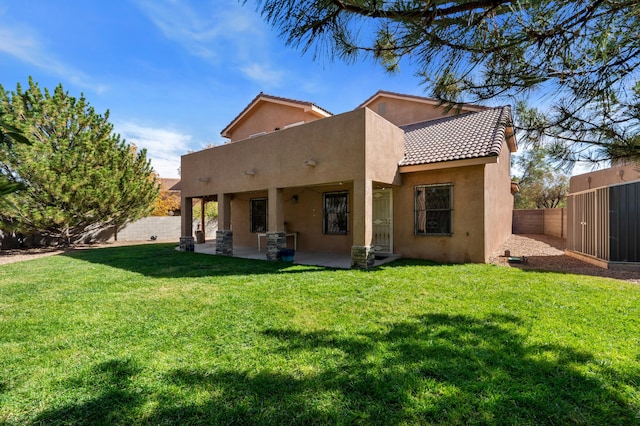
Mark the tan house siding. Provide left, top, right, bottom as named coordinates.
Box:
left=364, top=108, right=405, bottom=185
left=483, top=142, right=514, bottom=261
left=362, top=94, right=486, bottom=127
left=394, top=166, right=486, bottom=263
left=181, top=108, right=403, bottom=199
left=569, top=163, right=640, bottom=193
left=225, top=102, right=324, bottom=142
left=181, top=108, right=405, bottom=254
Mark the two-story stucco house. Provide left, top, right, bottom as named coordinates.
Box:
left=180, top=91, right=517, bottom=268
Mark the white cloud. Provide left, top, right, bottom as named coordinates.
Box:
left=116, top=122, right=192, bottom=178
left=241, top=63, right=284, bottom=87
left=135, top=0, right=287, bottom=86
left=0, top=26, right=108, bottom=94
left=135, top=0, right=262, bottom=62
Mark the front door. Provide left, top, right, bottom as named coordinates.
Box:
left=372, top=189, right=393, bottom=254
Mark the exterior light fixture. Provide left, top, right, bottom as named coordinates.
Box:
left=198, top=177, right=211, bottom=183
left=244, top=169, right=256, bottom=176
left=304, top=159, right=317, bottom=167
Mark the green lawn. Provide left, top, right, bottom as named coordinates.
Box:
left=1, top=243, right=639, bottom=425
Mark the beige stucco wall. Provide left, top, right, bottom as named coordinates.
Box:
left=393, top=165, right=487, bottom=263
left=363, top=95, right=484, bottom=127
left=181, top=108, right=404, bottom=199
left=229, top=184, right=353, bottom=253
left=181, top=108, right=404, bottom=253
left=225, top=101, right=327, bottom=142
left=483, top=142, right=514, bottom=261
left=569, top=163, right=640, bottom=193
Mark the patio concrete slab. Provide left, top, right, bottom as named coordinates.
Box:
left=193, top=241, right=400, bottom=269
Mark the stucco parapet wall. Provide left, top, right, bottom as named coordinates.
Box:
left=569, top=163, right=640, bottom=193
left=180, top=108, right=405, bottom=198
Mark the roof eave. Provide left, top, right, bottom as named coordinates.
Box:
left=506, top=127, right=518, bottom=152
left=399, top=155, right=499, bottom=173
left=306, top=104, right=333, bottom=118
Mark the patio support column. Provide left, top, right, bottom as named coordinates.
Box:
left=351, top=178, right=375, bottom=269
left=216, top=193, right=233, bottom=255
left=179, top=196, right=195, bottom=251
left=200, top=199, right=206, bottom=240
left=266, top=187, right=285, bottom=260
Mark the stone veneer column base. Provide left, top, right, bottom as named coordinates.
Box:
left=266, top=232, right=286, bottom=260
left=215, top=230, right=233, bottom=255
left=179, top=236, right=195, bottom=252
left=351, top=245, right=375, bottom=270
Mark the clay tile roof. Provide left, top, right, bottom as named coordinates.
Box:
left=158, top=178, right=181, bottom=192
left=400, top=105, right=513, bottom=166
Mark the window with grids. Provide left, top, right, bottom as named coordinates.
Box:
left=323, top=191, right=349, bottom=235
left=415, top=184, right=453, bottom=236
left=250, top=198, right=268, bottom=233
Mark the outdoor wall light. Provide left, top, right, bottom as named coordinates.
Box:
left=244, top=169, right=256, bottom=176
left=291, top=195, right=298, bottom=204
left=304, top=159, right=317, bottom=167
left=198, top=177, right=211, bottom=183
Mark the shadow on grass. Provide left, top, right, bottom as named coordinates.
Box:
left=59, top=243, right=523, bottom=280
left=33, top=359, right=143, bottom=426
left=61, top=243, right=326, bottom=278
left=32, top=314, right=637, bottom=425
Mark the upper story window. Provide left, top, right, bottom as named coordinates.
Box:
left=250, top=198, right=268, bottom=233
left=415, top=184, right=453, bottom=236
left=323, top=191, right=349, bottom=235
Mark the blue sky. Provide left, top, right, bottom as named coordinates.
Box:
left=1, top=0, right=450, bottom=178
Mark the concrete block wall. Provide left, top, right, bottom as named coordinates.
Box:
left=543, top=208, right=567, bottom=239
left=512, top=208, right=566, bottom=239
left=106, top=217, right=217, bottom=242
left=1, top=217, right=218, bottom=248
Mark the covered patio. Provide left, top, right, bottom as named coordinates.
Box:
left=193, top=240, right=401, bottom=269
left=180, top=107, right=405, bottom=269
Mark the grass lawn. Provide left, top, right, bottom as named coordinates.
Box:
left=1, top=243, right=639, bottom=425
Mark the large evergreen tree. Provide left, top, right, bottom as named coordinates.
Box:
left=251, top=0, right=640, bottom=164
left=0, top=117, right=28, bottom=203
left=0, top=78, right=159, bottom=244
